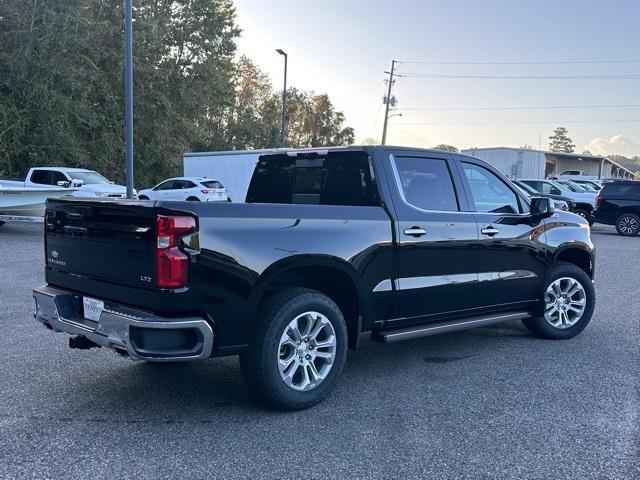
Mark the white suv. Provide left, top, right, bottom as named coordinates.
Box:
left=137, top=177, right=229, bottom=202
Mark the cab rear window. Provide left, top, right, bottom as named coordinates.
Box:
left=246, top=152, right=380, bottom=206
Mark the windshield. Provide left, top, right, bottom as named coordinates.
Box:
left=550, top=181, right=572, bottom=193
left=577, top=182, right=597, bottom=191
left=563, top=181, right=588, bottom=192
left=69, top=171, right=111, bottom=185
left=515, top=181, right=538, bottom=195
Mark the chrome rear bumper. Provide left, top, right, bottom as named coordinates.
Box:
left=33, top=285, right=213, bottom=362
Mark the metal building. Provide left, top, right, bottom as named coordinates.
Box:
left=462, top=147, right=635, bottom=180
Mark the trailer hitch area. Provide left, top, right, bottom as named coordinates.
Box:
left=69, top=335, right=101, bottom=350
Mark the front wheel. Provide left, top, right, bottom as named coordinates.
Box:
left=240, top=288, right=348, bottom=410
left=522, top=263, right=595, bottom=339
left=615, top=213, right=640, bottom=236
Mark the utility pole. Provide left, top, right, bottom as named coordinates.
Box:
left=381, top=59, right=396, bottom=145
left=124, top=0, right=134, bottom=198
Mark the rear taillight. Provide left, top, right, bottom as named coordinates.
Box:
left=156, top=215, right=196, bottom=288
left=201, top=189, right=210, bottom=194
left=595, top=194, right=603, bottom=207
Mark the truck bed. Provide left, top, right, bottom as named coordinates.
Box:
left=43, top=197, right=394, bottom=349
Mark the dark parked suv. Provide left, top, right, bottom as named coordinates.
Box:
left=34, top=147, right=597, bottom=410
left=593, top=180, right=640, bottom=236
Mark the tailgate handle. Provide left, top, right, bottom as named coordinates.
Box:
left=66, top=212, right=84, bottom=220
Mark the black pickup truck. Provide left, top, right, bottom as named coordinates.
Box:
left=34, top=146, right=596, bottom=409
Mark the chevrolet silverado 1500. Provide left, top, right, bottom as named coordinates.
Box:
left=34, top=146, right=596, bottom=409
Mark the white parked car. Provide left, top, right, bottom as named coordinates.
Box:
left=0, top=167, right=131, bottom=198
left=137, top=177, right=229, bottom=202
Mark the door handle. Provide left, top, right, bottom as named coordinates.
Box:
left=481, top=226, right=500, bottom=236
left=404, top=226, right=427, bottom=237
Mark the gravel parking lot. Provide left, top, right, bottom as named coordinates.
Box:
left=0, top=223, right=638, bottom=479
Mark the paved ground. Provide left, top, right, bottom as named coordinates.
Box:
left=0, top=222, right=638, bottom=479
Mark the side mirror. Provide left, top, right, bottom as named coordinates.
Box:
left=57, top=180, right=71, bottom=188
left=71, top=178, right=84, bottom=187
left=530, top=196, right=554, bottom=218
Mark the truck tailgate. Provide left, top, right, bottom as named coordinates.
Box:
left=45, top=198, right=159, bottom=290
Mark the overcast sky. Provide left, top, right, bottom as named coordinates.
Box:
left=234, top=0, right=639, bottom=156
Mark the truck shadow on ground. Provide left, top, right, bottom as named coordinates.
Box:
left=45, top=320, right=538, bottom=422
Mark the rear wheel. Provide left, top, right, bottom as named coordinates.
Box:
left=615, top=213, right=640, bottom=236
left=138, top=195, right=149, bottom=200
left=240, top=288, right=348, bottom=410
left=186, top=197, right=200, bottom=201
left=522, top=263, right=595, bottom=339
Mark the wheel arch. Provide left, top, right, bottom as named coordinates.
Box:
left=553, top=246, right=594, bottom=279
left=252, top=255, right=364, bottom=349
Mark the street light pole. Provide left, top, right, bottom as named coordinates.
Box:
left=381, top=59, right=396, bottom=145
left=124, top=0, right=134, bottom=198
left=276, top=49, right=288, bottom=147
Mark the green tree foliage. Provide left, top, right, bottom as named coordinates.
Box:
left=432, top=144, right=459, bottom=153
left=0, top=0, right=240, bottom=186
left=548, top=127, right=575, bottom=153
left=282, top=88, right=354, bottom=148
left=0, top=1, right=354, bottom=187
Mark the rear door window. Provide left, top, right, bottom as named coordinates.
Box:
left=246, top=152, right=380, bottom=206
left=30, top=170, right=53, bottom=185
left=392, top=157, right=459, bottom=211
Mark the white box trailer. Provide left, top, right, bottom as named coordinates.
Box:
left=183, top=149, right=289, bottom=202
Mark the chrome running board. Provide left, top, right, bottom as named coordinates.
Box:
left=372, top=312, right=530, bottom=343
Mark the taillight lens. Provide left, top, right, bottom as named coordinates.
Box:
left=595, top=194, right=602, bottom=207
left=156, top=215, right=196, bottom=288
left=201, top=189, right=210, bottom=194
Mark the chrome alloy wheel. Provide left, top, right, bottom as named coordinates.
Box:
left=619, top=215, right=639, bottom=235
left=277, top=311, right=337, bottom=392
left=544, top=277, right=587, bottom=329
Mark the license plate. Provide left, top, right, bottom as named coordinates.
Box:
left=83, top=297, right=104, bottom=322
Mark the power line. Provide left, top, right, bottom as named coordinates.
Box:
left=398, top=59, right=640, bottom=65
left=397, top=73, right=640, bottom=80
left=397, top=104, right=640, bottom=112
left=394, top=119, right=640, bottom=126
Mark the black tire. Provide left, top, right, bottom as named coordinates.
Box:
left=575, top=209, right=593, bottom=225
left=522, top=262, right=595, bottom=340
left=615, top=213, right=640, bottom=236
left=138, top=195, right=149, bottom=200
left=240, top=288, right=348, bottom=410
left=186, top=197, right=200, bottom=201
